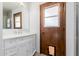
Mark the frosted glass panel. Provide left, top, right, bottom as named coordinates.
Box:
left=45, top=6, right=59, bottom=17
left=44, top=17, right=60, bottom=27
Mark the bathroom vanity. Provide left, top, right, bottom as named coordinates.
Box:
left=2, top=2, right=36, bottom=56
left=3, top=32, right=36, bottom=56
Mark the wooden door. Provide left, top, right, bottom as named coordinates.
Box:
left=40, top=2, right=66, bottom=56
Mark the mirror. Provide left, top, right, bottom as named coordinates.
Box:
left=14, top=12, right=22, bottom=29
left=3, top=2, right=29, bottom=30
left=3, top=7, right=12, bottom=29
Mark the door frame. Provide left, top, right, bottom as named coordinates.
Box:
left=40, top=2, right=66, bottom=55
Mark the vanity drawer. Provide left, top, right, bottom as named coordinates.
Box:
left=17, top=37, right=26, bottom=43
left=23, top=35, right=36, bottom=41
left=17, top=36, right=33, bottom=44
left=5, top=46, right=17, bottom=56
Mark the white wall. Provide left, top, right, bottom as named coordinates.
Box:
left=0, top=2, right=4, bottom=56
left=29, top=2, right=41, bottom=52
left=29, top=2, right=76, bottom=56
left=66, top=2, right=76, bottom=56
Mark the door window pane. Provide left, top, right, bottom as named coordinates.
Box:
left=44, top=17, right=60, bottom=27
left=44, top=5, right=60, bottom=27
left=45, top=6, right=59, bottom=17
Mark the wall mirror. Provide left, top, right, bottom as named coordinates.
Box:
left=14, top=12, right=22, bottom=29
left=3, top=2, right=29, bottom=30
left=3, top=6, right=12, bottom=29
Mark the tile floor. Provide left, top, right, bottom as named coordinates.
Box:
left=34, top=52, right=46, bottom=56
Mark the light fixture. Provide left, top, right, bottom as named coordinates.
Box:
left=18, top=2, right=25, bottom=7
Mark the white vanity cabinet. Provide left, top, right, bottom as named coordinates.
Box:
left=4, top=38, right=17, bottom=56
left=3, top=34, right=36, bottom=56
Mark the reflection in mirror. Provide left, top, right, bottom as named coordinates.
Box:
left=3, top=9, right=12, bottom=29
left=14, top=12, right=22, bottom=29
left=3, top=2, right=25, bottom=29
left=3, top=2, right=30, bottom=33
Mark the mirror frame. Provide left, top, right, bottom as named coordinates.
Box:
left=13, top=12, right=22, bottom=29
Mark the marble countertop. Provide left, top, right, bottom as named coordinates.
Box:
left=3, top=32, right=36, bottom=40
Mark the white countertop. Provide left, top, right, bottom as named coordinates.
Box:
left=3, top=32, right=36, bottom=40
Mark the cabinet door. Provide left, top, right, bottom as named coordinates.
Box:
left=26, top=35, right=36, bottom=56
left=16, top=35, right=36, bottom=56
left=26, top=38, right=32, bottom=56
left=4, top=38, right=17, bottom=56
left=17, top=42, right=27, bottom=56
left=4, top=38, right=17, bottom=49
left=31, top=36, right=36, bottom=54
left=5, top=46, right=17, bottom=56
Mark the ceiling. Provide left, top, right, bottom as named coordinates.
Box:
left=3, top=2, right=26, bottom=12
